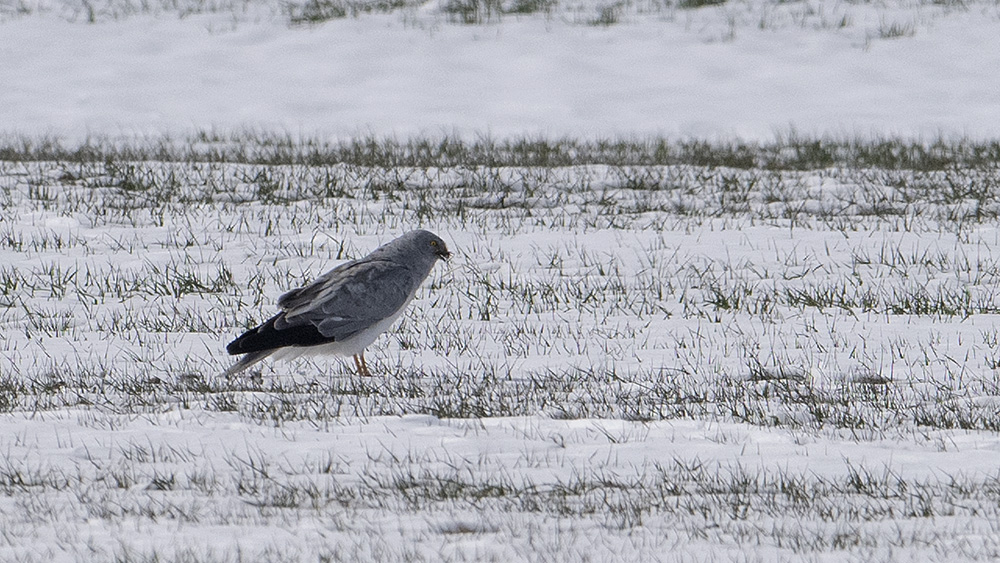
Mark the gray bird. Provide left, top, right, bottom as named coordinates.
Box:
left=224, top=230, right=451, bottom=377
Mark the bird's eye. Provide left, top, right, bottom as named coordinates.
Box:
left=430, top=240, right=438, bottom=247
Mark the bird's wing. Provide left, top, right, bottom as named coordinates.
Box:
left=274, top=259, right=420, bottom=341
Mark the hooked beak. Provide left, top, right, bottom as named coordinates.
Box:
left=436, top=248, right=452, bottom=261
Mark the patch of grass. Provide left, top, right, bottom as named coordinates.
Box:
left=12, top=0, right=271, bottom=23
left=677, top=0, right=726, bottom=9
left=4, top=132, right=996, bottom=171
left=285, top=0, right=412, bottom=24
left=439, top=0, right=554, bottom=24
left=505, top=0, right=555, bottom=15
left=441, top=0, right=504, bottom=23
left=877, top=19, right=915, bottom=39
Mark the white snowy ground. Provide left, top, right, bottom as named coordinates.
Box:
left=5, top=1, right=1000, bottom=561
left=4, top=159, right=1000, bottom=561
left=2, top=0, right=1000, bottom=140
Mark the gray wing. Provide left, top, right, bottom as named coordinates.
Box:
left=273, top=259, right=420, bottom=341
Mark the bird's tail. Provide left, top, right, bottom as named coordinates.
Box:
left=223, top=350, right=274, bottom=378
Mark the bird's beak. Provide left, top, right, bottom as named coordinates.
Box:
left=437, top=248, right=452, bottom=261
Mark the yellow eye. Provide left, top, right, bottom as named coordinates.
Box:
left=430, top=240, right=438, bottom=247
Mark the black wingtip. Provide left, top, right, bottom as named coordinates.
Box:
left=225, top=337, right=245, bottom=356
left=227, top=313, right=336, bottom=356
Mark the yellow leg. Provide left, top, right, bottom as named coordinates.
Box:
left=353, top=353, right=372, bottom=377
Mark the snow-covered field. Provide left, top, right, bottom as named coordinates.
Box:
left=4, top=1, right=1000, bottom=561
left=4, top=152, right=1000, bottom=561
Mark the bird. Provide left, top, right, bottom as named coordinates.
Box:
left=224, top=230, right=451, bottom=377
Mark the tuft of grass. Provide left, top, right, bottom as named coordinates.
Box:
left=439, top=0, right=554, bottom=24
left=441, top=0, right=504, bottom=23
left=877, top=19, right=915, bottom=39
left=285, top=0, right=411, bottom=24
left=677, top=0, right=726, bottom=9
left=505, top=0, right=555, bottom=15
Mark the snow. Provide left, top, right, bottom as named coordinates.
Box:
left=4, top=158, right=1000, bottom=559
left=6, top=2, right=1000, bottom=561
left=4, top=408, right=1000, bottom=561
left=3, top=0, right=1000, bottom=141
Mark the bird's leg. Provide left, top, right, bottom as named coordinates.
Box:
left=353, top=353, right=372, bottom=377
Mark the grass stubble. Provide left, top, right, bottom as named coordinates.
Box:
left=2, top=133, right=1000, bottom=561
left=2, top=0, right=994, bottom=43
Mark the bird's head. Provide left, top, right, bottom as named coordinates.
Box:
left=428, top=236, right=451, bottom=261
left=391, top=229, right=451, bottom=263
